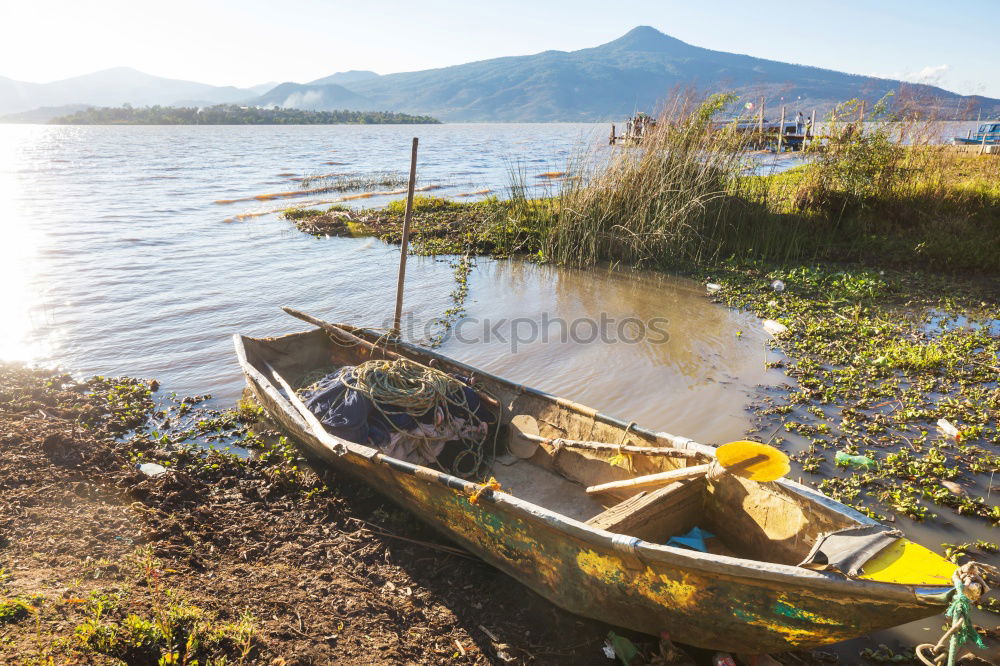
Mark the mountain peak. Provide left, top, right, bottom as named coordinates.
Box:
left=97, top=66, right=145, bottom=75
left=309, top=70, right=380, bottom=87
left=601, top=25, right=691, bottom=52
left=624, top=25, right=662, bottom=37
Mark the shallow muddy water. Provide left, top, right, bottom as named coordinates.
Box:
left=2, top=123, right=779, bottom=445
left=2, top=122, right=994, bottom=659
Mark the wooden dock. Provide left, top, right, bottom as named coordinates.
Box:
left=610, top=103, right=818, bottom=151
left=949, top=143, right=999, bottom=155
left=609, top=113, right=656, bottom=145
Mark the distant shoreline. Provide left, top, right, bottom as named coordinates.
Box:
left=1, top=104, right=441, bottom=125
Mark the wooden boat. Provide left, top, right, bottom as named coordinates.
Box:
left=233, top=317, right=959, bottom=654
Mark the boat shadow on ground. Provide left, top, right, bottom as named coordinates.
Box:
left=302, top=456, right=815, bottom=666
left=303, top=458, right=625, bottom=665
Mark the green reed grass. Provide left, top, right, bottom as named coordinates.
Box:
left=527, top=94, right=821, bottom=268
left=299, top=170, right=407, bottom=191
left=512, top=92, right=1000, bottom=272
left=790, top=95, right=1000, bottom=270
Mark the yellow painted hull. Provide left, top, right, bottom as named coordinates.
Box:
left=234, top=327, right=956, bottom=653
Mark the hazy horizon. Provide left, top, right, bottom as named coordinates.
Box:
left=2, top=0, right=998, bottom=98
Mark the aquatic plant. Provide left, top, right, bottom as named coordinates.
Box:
left=705, top=263, right=1000, bottom=529
left=281, top=207, right=325, bottom=220
left=298, top=170, right=408, bottom=191
left=384, top=195, right=456, bottom=215
left=428, top=254, right=473, bottom=347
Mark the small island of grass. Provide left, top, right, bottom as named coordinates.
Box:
left=48, top=104, right=440, bottom=125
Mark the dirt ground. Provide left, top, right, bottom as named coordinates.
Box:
left=0, top=364, right=636, bottom=664
left=0, top=363, right=979, bottom=665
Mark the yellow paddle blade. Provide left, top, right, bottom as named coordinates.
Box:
left=716, top=440, right=790, bottom=482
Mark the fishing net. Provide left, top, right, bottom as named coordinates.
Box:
left=334, top=358, right=498, bottom=477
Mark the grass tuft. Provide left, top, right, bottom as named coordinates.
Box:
left=385, top=195, right=457, bottom=215
left=0, top=597, right=35, bottom=625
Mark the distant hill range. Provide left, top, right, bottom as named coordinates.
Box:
left=2, top=27, right=998, bottom=122
left=0, top=67, right=255, bottom=117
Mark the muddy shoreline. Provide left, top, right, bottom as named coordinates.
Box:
left=0, top=366, right=625, bottom=664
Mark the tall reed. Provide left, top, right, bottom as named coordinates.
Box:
left=538, top=94, right=812, bottom=268
left=485, top=91, right=999, bottom=272
left=792, top=94, right=1000, bottom=269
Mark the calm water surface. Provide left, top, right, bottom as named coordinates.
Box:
left=2, top=123, right=780, bottom=442
left=1, top=123, right=991, bottom=657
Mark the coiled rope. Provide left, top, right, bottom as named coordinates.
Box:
left=338, top=358, right=497, bottom=478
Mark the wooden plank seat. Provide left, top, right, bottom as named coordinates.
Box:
left=586, top=477, right=706, bottom=543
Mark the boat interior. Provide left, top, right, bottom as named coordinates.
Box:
left=248, top=327, right=864, bottom=568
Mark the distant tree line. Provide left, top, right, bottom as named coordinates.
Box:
left=49, top=104, right=441, bottom=125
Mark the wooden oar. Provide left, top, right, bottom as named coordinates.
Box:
left=586, top=440, right=789, bottom=495
left=283, top=307, right=397, bottom=361
left=264, top=360, right=346, bottom=457
left=507, top=414, right=703, bottom=460
left=585, top=463, right=713, bottom=494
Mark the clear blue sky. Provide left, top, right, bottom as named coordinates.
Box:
left=3, top=0, right=998, bottom=97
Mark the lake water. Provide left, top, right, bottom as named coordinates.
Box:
left=1, top=122, right=991, bottom=657
left=2, top=123, right=785, bottom=441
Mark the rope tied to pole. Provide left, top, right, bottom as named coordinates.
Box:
left=945, top=580, right=983, bottom=662
left=916, top=562, right=999, bottom=666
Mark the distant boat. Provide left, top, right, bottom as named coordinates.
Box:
left=954, top=121, right=1000, bottom=145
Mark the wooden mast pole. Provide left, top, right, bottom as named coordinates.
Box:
left=392, top=137, right=419, bottom=336
left=758, top=97, right=764, bottom=146
left=778, top=106, right=786, bottom=152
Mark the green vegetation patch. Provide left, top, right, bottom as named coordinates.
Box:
left=75, top=597, right=257, bottom=665
left=384, top=195, right=457, bottom=215
left=289, top=195, right=547, bottom=258
left=703, top=262, right=1000, bottom=525
left=281, top=207, right=325, bottom=220
left=0, top=597, right=35, bottom=625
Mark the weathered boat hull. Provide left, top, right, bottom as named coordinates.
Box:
left=234, top=328, right=952, bottom=653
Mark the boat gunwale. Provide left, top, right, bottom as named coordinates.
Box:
left=233, top=329, right=951, bottom=605
left=334, top=324, right=881, bottom=528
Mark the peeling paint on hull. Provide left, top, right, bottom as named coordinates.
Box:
left=389, top=477, right=933, bottom=651
left=234, top=330, right=951, bottom=654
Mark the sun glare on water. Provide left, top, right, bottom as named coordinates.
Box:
left=0, top=127, right=48, bottom=363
